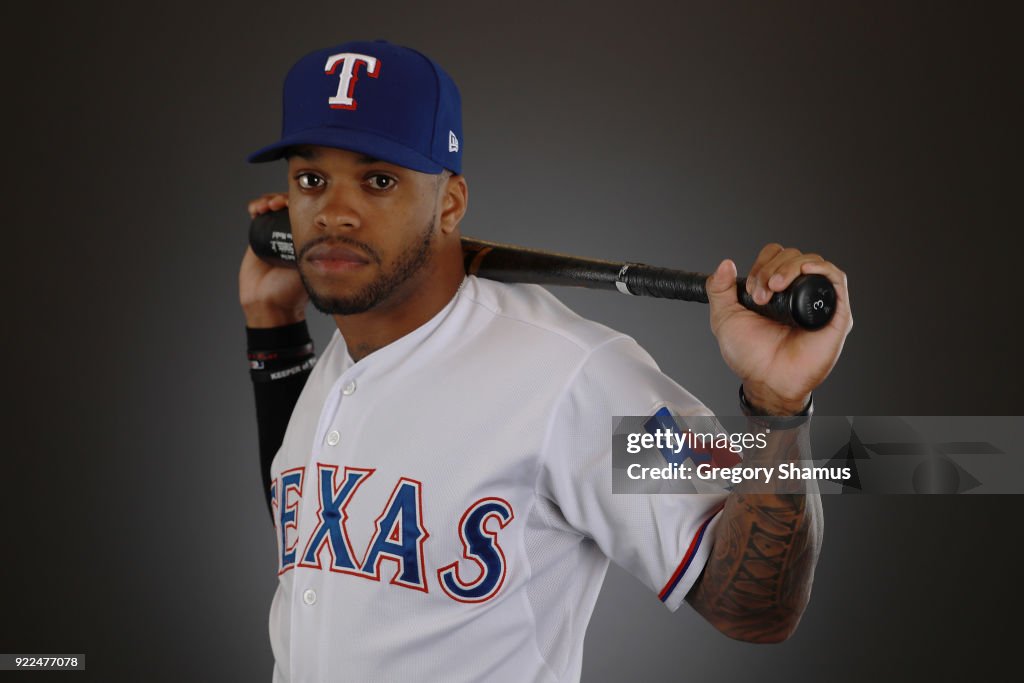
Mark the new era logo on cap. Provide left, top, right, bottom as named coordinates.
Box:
left=248, top=40, right=463, bottom=174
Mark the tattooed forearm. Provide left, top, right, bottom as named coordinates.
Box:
left=686, top=428, right=822, bottom=642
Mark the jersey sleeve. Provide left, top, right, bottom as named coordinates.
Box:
left=535, top=335, right=727, bottom=612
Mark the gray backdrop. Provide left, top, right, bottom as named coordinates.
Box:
left=4, top=1, right=1020, bottom=680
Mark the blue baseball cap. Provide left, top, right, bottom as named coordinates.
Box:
left=248, top=40, right=462, bottom=174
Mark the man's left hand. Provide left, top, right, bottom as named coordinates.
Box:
left=705, top=244, right=854, bottom=415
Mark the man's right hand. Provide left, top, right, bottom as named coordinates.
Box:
left=239, top=193, right=309, bottom=328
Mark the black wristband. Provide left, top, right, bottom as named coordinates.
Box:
left=246, top=320, right=312, bottom=351
left=739, top=385, right=813, bottom=430
left=248, top=342, right=315, bottom=366
left=246, top=321, right=316, bottom=374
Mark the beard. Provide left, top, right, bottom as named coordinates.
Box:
left=297, top=218, right=435, bottom=316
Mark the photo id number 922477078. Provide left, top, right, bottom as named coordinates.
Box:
left=1, top=654, right=85, bottom=671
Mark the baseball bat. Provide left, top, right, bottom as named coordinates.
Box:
left=249, top=210, right=836, bottom=330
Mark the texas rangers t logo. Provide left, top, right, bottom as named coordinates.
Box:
left=324, top=52, right=380, bottom=110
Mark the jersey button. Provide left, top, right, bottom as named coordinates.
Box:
left=326, top=430, right=340, bottom=446
left=342, top=380, right=357, bottom=396
left=302, top=589, right=317, bottom=605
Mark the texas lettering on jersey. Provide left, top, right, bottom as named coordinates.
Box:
left=270, top=464, right=514, bottom=602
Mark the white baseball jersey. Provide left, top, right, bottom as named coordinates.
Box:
left=268, top=276, right=727, bottom=682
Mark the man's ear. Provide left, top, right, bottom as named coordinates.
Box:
left=438, top=174, right=468, bottom=235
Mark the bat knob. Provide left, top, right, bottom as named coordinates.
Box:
left=736, top=274, right=837, bottom=330
left=250, top=210, right=298, bottom=268
left=787, top=274, right=837, bottom=330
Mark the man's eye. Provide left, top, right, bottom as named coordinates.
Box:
left=366, top=174, right=396, bottom=191
left=296, top=173, right=324, bottom=190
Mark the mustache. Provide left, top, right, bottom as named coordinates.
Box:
left=298, top=235, right=382, bottom=265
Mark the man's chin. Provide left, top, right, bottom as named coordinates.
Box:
left=304, top=283, right=379, bottom=316
left=298, top=276, right=371, bottom=316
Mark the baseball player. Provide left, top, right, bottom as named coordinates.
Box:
left=239, top=40, right=852, bottom=682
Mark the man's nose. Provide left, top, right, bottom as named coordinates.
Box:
left=315, top=186, right=362, bottom=232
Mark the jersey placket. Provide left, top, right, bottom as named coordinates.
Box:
left=293, top=363, right=363, bottom=680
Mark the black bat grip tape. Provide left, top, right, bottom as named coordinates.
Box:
left=621, top=265, right=708, bottom=302
left=624, top=266, right=836, bottom=331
